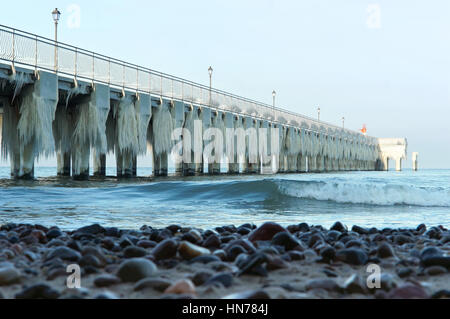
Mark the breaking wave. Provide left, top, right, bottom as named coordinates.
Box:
left=274, top=179, right=450, bottom=207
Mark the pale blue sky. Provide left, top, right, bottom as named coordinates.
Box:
left=1, top=0, right=449, bottom=168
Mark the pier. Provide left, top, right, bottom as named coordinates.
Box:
left=0, top=25, right=406, bottom=179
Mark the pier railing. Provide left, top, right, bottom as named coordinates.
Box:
left=0, top=24, right=376, bottom=144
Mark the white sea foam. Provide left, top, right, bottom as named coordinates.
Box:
left=276, top=180, right=450, bottom=207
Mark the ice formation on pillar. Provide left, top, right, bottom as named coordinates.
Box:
left=286, top=127, right=300, bottom=171
left=182, top=105, right=196, bottom=165
left=208, top=111, right=225, bottom=168
left=151, top=100, right=174, bottom=175
left=53, top=105, right=74, bottom=161
left=245, top=118, right=258, bottom=168
left=112, top=95, right=139, bottom=176
left=152, top=102, right=174, bottom=157
left=115, top=96, right=138, bottom=156
left=235, top=116, right=245, bottom=167
left=17, top=83, right=58, bottom=161
left=71, top=88, right=110, bottom=176
left=1, top=72, right=40, bottom=161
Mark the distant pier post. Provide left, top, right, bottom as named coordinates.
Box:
left=412, top=152, right=418, bottom=171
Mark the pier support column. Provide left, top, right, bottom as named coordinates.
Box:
left=382, top=157, right=389, bottom=171
left=93, top=151, right=106, bottom=177
left=57, top=152, right=71, bottom=176
left=309, top=156, right=318, bottom=172
left=2, top=72, right=58, bottom=179
left=412, top=152, right=418, bottom=171
left=259, top=121, right=272, bottom=174
left=151, top=99, right=174, bottom=177
left=316, top=155, right=324, bottom=172
left=395, top=157, right=402, bottom=172
left=72, top=83, right=110, bottom=180
left=297, top=154, right=307, bottom=172
left=171, top=101, right=185, bottom=176
left=72, top=143, right=90, bottom=180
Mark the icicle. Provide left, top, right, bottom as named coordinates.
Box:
left=136, top=97, right=152, bottom=156
left=152, top=102, right=174, bottom=156
left=17, top=87, right=57, bottom=160
left=53, top=105, right=74, bottom=156
left=11, top=72, right=32, bottom=103
left=116, top=96, right=138, bottom=156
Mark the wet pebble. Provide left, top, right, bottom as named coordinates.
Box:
left=164, top=279, right=196, bottom=296
left=117, top=258, right=157, bottom=282
left=377, top=242, right=395, bottom=258
left=336, top=248, right=368, bottom=265
left=0, top=266, right=21, bottom=285
left=178, top=241, right=210, bottom=260
left=204, top=273, right=233, bottom=288
left=271, top=232, right=301, bottom=251
left=134, top=278, right=172, bottom=292
left=248, top=222, right=286, bottom=242
left=123, top=246, right=147, bottom=258
left=15, top=283, right=60, bottom=299
left=46, top=247, right=81, bottom=262
left=152, top=239, right=178, bottom=260
left=94, top=274, right=121, bottom=287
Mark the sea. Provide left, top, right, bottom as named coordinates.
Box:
left=0, top=167, right=449, bottom=230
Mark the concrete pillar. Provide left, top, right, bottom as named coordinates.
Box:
left=412, top=152, right=418, bottom=171
left=152, top=99, right=173, bottom=177
left=316, top=155, right=324, bottom=172
left=93, top=151, right=106, bottom=177
left=395, top=157, right=402, bottom=172
left=71, top=83, right=110, bottom=180
left=57, top=152, right=71, bottom=176
left=297, top=154, right=307, bottom=172
left=207, top=111, right=225, bottom=175
left=171, top=101, right=185, bottom=176
left=259, top=121, right=272, bottom=174
left=4, top=72, right=58, bottom=179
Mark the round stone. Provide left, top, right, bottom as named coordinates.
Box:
left=117, top=258, right=157, bottom=282
left=336, top=248, right=368, bottom=265
left=178, top=241, right=210, bottom=260
left=152, top=239, right=178, bottom=260
left=248, top=222, right=286, bottom=242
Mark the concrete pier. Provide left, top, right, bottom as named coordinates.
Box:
left=0, top=46, right=405, bottom=180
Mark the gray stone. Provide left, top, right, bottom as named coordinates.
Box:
left=0, top=267, right=21, bottom=286
left=46, top=247, right=81, bottom=262
left=15, top=283, right=60, bottom=299
left=117, top=258, right=157, bottom=282
left=336, top=248, right=368, bottom=265
left=134, top=278, right=172, bottom=292
left=94, top=274, right=121, bottom=287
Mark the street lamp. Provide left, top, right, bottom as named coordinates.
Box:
left=208, top=66, right=213, bottom=106
left=317, top=106, right=321, bottom=122
left=272, top=90, right=276, bottom=109
left=342, top=117, right=345, bottom=129
left=52, top=8, right=61, bottom=71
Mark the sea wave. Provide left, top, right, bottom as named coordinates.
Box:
left=274, top=179, right=450, bottom=207
left=122, top=178, right=450, bottom=207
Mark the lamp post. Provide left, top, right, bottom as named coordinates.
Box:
left=317, top=106, right=321, bottom=122
left=342, top=117, right=345, bottom=129
left=208, top=66, right=213, bottom=106
left=52, top=8, right=61, bottom=71
left=272, top=90, right=276, bottom=109
left=272, top=90, right=276, bottom=121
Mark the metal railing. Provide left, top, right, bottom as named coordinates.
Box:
left=0, top=24, right=377, bottom=145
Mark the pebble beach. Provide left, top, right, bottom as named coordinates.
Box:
left=0, top=221, right=449, bottom=299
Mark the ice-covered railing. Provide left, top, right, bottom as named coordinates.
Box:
left=0, top=24, right=377, bottom=145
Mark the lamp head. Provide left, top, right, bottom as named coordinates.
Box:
left=52, top=8, right=61, bottom=22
